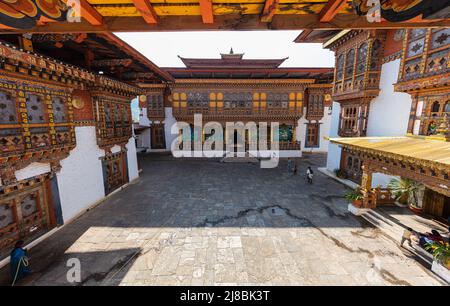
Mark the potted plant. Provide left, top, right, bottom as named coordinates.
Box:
left=334, top=168, right=348, bottom=179
left=344, top=188, right=363, bottom=208
left=387, top=178, right=423, bottom=212
left=426, top=241, right=450, bottom=282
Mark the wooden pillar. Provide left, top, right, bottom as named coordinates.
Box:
left=361, top=162, right=376, bottom=208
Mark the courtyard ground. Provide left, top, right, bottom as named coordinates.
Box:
left=0, top=153, right=445, bottom=286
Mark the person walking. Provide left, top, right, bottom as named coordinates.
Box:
left=306, top=166, right=314, bottom=184
left=287, top=158, right=293, bottom=174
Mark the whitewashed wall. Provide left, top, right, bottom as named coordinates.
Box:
left=365, top=59, right=411, bottom=187
left=15, top=162, right=51, bottom=182
left=164, top=107, right=178, bottom=151
left=326, top=101, right=342, bottom=172
left=297, top=107, right=333, bottom=153
left=367, top=59, right=412, bottom=137
left=56, top=126, right=105, bottom=223
left=139, top=107, right=151, bottom=126
left=126, top=137, right=139, bottom=181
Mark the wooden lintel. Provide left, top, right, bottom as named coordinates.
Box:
left=319, top=0, right=348, bottom=23
left=0, top=14, right=449, bottom=34
left=261, top=0, right=279, bottom=23
left=132, top=0, right=158, bottom=24
left=79, top=0, right=103, bottom=26
left=199, top=0, right=214, bottom=24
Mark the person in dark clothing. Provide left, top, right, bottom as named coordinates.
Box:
left=10, top=240, right=31, bottom=285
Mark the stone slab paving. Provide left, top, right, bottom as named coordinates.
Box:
left=1, top=153, right=445, bottom=286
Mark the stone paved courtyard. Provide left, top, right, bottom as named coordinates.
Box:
left=1, top=153, right=445, bottom=286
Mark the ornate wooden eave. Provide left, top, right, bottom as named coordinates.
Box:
left=0, top=41, right=96, bottom=88
left=332, top=89, right=380, bottom=102
left=92, top=75, right=143, bottom=97
left=394, top=72, right=450, bottom=93
left=330, top=136, right=450, bottom=197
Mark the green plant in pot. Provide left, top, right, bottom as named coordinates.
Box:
left=344, top=188, right=363, bottom=207
left=334, top=168, right=348, bottom=179
left=426, top=241, right=450, bottom=270
left=387, top=178, right=423, bottom=211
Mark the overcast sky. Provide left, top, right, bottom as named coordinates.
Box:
left=116, top=30, right=334, bottom=68
left=117, top=31, right=335, bottom=121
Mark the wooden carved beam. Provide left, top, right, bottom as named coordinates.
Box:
left=261, top=0, right=279, bottom=23
left=78, top=0, right=103, bottom=26
left=131, top=0, right=158, bottom=24
left=1, top=14, right=449, bottom=33
left=198, top=0, right=214, bottom=24
left=92, top=59, right=133, bottom=68
left=319, top=0, right=348, bottom=23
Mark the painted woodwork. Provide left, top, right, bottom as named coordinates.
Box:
left=1, top=0, right=447, bottom=34
left=0, top=75, right=75, bottom=185
left=396, top=28, right=450, bottom=92
left=327, top=30, right=386, bottom=137
left=305, top=122, right=320, bottom=148
left=396, top=28, right=450, bottom=137
left=151, top=123, right=166, bottom=149
left=340, top=148, right=363, bottom=183
left=0, top=173, right=59, bottom=258
left=335, top=143, right=450, bottom=197
left=101, top=151, right=128, bottom=195
left=353, top=0, right=450, bottom=22
left=0, top=0, right=68, bottom=29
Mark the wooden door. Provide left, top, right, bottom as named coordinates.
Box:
left=151, top=124, right=166, bottom=149
left=423, top=189, right=445, bottom=217
left=0, top=180, right=55, bottom=258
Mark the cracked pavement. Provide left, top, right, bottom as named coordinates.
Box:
left=1, top=153, right=444, bottom=286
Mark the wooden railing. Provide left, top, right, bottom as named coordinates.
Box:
left=172, top=107, right=302, bottom=119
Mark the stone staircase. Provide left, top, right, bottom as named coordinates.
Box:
left=220, top=152, right=259, bottom=163
left=359, top=208, right=434, bottom=265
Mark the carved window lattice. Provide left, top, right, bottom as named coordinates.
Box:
left=356, top=43, right=368, bottom=74
left=336, top=54, right=344, bottom=81
left=187, top=92, right=209, bottom=108
left=30, top=127, right=50, bottom=148
left=426, top=49, right=449, bottom=74
left=407, top=28, right=426, bottom=58
left=0, top=184, right=50, bottom=257
left=267, top=93, right=288, bottom=109
left=370, top=39, right=381, bottom=71
left=0, top=91, right=17, bottom=124
left=430, top=28, right=450, bottom=50
left=223, top=92, right=252, bottom=109
left=26, top=94, right=46, bottom=124
left=147, top=94, right=164, bottom=118
left=403, top=57, right=422, bottom=79
left=307, top=94, right=324, bottom=118
left=51, top=97, right=66, bottom=123
left=345, top=49, right=355, bottom=77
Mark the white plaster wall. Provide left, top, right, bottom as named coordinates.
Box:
left=126, top=137, right=139, bottom=182
left=15, top=162, right=51, bottom=182
left=297, top=107, right=332, bottom=153
left=56, top=126, right=105, bottom=223
left=326, top=101, right=342, bottom=172
left=367, top=59, right=412, bottom=137
left=139, top=107, right=151, bottom=126
left=164, top=107, right=178, bottom=151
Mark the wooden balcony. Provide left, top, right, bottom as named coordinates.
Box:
left=172, top=107, right=303, bottom=121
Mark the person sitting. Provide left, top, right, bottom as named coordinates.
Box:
left=10, top=240, right=31, bottom=285
left=427, top=230, right=444, bottom=242
left=400, top=227, right=413, bottom=247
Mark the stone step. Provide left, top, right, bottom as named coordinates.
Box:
left=359, top=208, right=434, bottom=266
